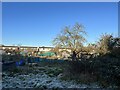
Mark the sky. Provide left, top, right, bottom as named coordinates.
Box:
left=2, top=2, right=118, bottom=47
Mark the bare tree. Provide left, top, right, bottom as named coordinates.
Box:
left=52, top=23, right=87, bottom=61
left=96, top=33, right=114, bottom=55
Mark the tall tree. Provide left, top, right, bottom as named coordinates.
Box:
left=97, top=33, right=114, bottom=55
left=52, top=23, right=87, bottom=61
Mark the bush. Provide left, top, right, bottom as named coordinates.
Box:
left=66, top=54, right=120, bottom=87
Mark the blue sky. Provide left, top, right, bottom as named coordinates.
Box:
left=2, top=2, right=118, bottom=47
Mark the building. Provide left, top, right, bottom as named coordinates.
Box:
left=0, top=45, right=72, bottom=57
left=0, top=45, right=53, bottom=52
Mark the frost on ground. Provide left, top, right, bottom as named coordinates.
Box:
left=2, top=63, right=100, bottom=89
left=2, top=72, right=99, bottom=88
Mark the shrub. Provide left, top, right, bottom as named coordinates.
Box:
left=66, top=53, right=120, bottom=87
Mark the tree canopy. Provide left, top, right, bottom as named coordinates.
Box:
left=53, top=23, right=87, bottom=51
left=52, top=23, right=87, bottom=61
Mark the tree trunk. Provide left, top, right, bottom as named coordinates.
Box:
left=72, top=51, right=77, bottom=61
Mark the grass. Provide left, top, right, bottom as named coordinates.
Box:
left=3, top=60, right=65, bottom=77
left=2, top=54, right=120, bottom=88
left=45, top=67, right=63, bottom=77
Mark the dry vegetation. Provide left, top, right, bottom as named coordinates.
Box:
left=2, top=23, right=120, bottom=88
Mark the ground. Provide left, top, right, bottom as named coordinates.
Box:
left=2, top=61, right=100, bottom=89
